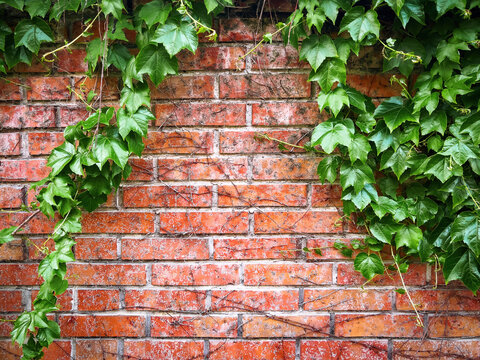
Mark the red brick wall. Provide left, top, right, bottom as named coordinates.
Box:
left=0, top=16, right=479, bottom=360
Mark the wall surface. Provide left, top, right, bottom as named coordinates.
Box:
left=0, top=12, right=479, bottom=360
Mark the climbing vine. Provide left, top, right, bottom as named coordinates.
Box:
left=0, top=0, right=479, bottom=358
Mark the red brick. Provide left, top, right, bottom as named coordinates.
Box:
left=252, top=157, right=319, bottom=180
left=244, top=263, right=332, bottom=286
left=27, top=238, right=54, bottom=260
left=252, top=45, right=308, bottom=69
left=177, top=46, right=246, bottom=70
left=128, top=158, right=155, bottom=181
left=335, top=314, right=423, bottom=338
left=301, top=340, right=388, bottom=360
left=158, top=157, right=248, bottom=180
left=304, top=289, right=392, bottom=311
left=0, top=340, right=71, bottom=360
left=214, top=238, right=298, bottom=260
left=81, top=212, right=154, bottom=233
left=220, top=130, right=309, bottom=154
left=0, top=240, right=23, bottom=261
left=56, top=49, right=88, bottom=73
left=220, top=74, right=310, bottom=99
left=31, top=289, right=73, bottom=311
left=218, top=184, right=307, bottom=207
left=347, top=74, right=402, bottom=98
left=123, top=185, right=211, bottom=208
left=428, top=315, right=480, bottom=337
left=243, top=315, right=330, bottom=337
left=25, top=106, right=56, bottom=128
left=396, top=289, right=480, bottom=311
left=0, top=290, right=23, bottom=312
left=78, top=290, right=121, bottom=311
left=0, top=78, right=22, bottom=100
left=74, top=76, right=119, bottom=100
left=0, top=186, right=23, bottom=208
left=122, top=238, right=209, bottom=260
left=151, top=75, right=215, bottom=99
left=159, top=211, right=248, bottom=234
left=155, top=103, right=246, bottom=127
left=209, top=340, right=296, bottom=360
left=211, top=290, right=298, bottom=311
left=306, top=239, right=363, bottom=260
left=59, top=315, right=145, bottom=337
left=28, top=132, right=64, bottom=155
left=151, top=316, right=237, bottom=337
left=152, top=264, right=240, bottom=286
left=0, top=264, right=40, bottom=285
left=124, top=340, right=204, bottom=360
left=13, top=51, right=53, bottom=73
left=0, top=105, right=26, bottom=129
left=392, top=340, right=480, bottom=360
left=337, top=263, right=428, bottom=286
left=0, top=315, right=14, bottom=337
left=144, top=131, right=214, bottom=154
left=26, top=77, right=70, bottom=100
left=255, top=211, right=343, bottom=234
left=0, top=212, right=56, bottom=234
left=218, top=18, right=277, bottom=42
left=252, top=102, right=325, bottom=126
left=0, top=159, right=49, bottom=182
left=125, top=290, right=206, bottom=311
left=76, top=339, right=117, bottom=360
left=75, top=237, right=117, bottom=260
left=68, top=264, right=146, bottom=285
left=58, top=106, right=89, bottom=127
left=312, top=184, right=343, bottom=207
left=0, top=133, right=21, bottom=155
left=349, top=46, right=383, bottom=69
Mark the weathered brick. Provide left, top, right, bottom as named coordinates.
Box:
left=254, top=211, right=343, bottom=234
left=303, top=289, right=392, bottom=311
left=81, top=212, right=154, bottom=233
left=347, top=74, right=403, bottom=98
left=56, top=49, right=88, bottom=73
left=0, top=186, right=23, bottom=208
left=220, top=74, right=310, bottom=99
left=0, top=239, right=23, bottom=261
left=144, top=131, right=214, bottom=154
left=0, top=290, right=23, bottom=312
left=252, top=157, right=319, bottom=180
left=59, top=315, right=145, bottom=337
left=31, top=289, right=73, bottom=311
left=337, top=263, right=428, bottom=286
left=218, top=18, right=276, bottom=42
left=0, top=105, right=26, bottom=129
left=122, top=238, right=209, bottom=260
left=152, top=264, right=240, bottom=286
left=151, top=316, right=237, bottom=337
left=74, top=76, right=119, bottom=100
left=158, top=211, right=248, bottom=234
left=312, top=184, right=343, bottom=207
left=28, top=132, right=64, bottom=155
left=123, top=340, right=204, bottom=360
left=0, top=159, right=49, bottom=182
left=301, top=340, right=388, bottom=360
left=218, top=184, right=307, bottom=207
left=306, top=239, right=363, bottom=260
left=75, top=237, right=117, bottom=260
left=392, top=340, right=480, bottom=360
left=252, top=45, right=308, bottom=69
left=177, top=46, right=246, bottom=70
left=213, top=237, right=298, bottom=260
left=209, top=340, right=296, bottom=360
left=0, top=133, right=21, bottom=155
left=211, top=290, right=299, bottom=311
left=158, top=157, right=248, bottom=180
left=67, top=264, right=146, bottom=285
left=428, top=315, right=480, bottom=337
left=0, top=78, right=22, bottom=100
left=0, top=264, right=40, bottom=285
left=58, top=106, right=89, bottom=127
left=76, top=339, right=117, bottom=360
left=0, top=340, right=71, bottom=360
left=244, top=263, right=332, bottom=286
left=0, top=212, right=56, bottom=234
left=253, top=102, right=325, bottom=126
left=243, top=315, right=330, bottom=338
left=77, top=290, right=121, bottom=311
left=25, top=106, right=56, bottom=128
left=128, top=158, right=155, bottom=181
left=125, top=290, right=206, bottom=311
left=335, top=314, right=423, bottom=338
left=151, top=75, right=215, bottom=99
left=123, top=185, right=212, bottom=208
left=397, top=289, right=480, bottom=312
left=26, top=77, right=70, bottom=100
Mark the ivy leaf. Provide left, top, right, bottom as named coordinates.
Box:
left=371, top=196, right=398, bottom=219
left=107, top=43, right=132, bottom=71
left=436, top=0, right=466, bottom=17
left=370, top=218, right=401, bottom=244
left=126, top=132, right=145, bottom=157
left=319, top=0, right=342, bottom=23
left=138, top=0, right=172, bottom=28
left=443, top=247, right=480, bottom=294
left=395, top=225, right=422, bottom=250
left=424, top=155, right=458, bottom=183
left=385, top=0, right=405, bottom=16
left=342, top=85, right=367, bottom=112
left=441, top=75, right=472, bottom=103
left=317, top=87, right=349, bottom=117
left=413, top=90, right=439, bottom=114
left=11, top=313, right=33, bottom=346
left=356, top=113, right=376, bottom=133
left=420, top=111, right=447, bottom=135
left=311, top=120, right=352, bottom=153
left=354, top=252, right=384, bottom=280
left=299, top=35, right=338, bottom=71
left=348, top=134, right=371, bottom=164
left=152, top=18, right=198, bottom=56
left=0, top=226, right=18, bottom=244
left=398, top=0, right=425, bottom=27
left=369, top=123, right=394, bottom=155
left=135, top=44, right=178, bottom=86
left=416, top=198, right=438, bottom=226
left=123, top=57, right=142, bottom=89
left=120, top=82, right=151, bottom=114
left=309, top=58, right=346, bottom=91
left=94, top=130, right=129, bottom=168
left=0, top=21, right=12, bottom=52
left=437, top=40, right=469, bottom=64
left=340, top=162, right=375, bottom=193
left=317, top=156, right=341, bottom=184
left=85, top=38, right=104, bottom=73
left=460, top=112, right=480, bottom=145
left=25, top=0, right=51, bottom=18
left=0, top=0, right=24, bottom=10
left=49, top=0, right=80, bottom=21
left=204, top=0, right=233, bottom=13
left=452, top=213, right=480, bottom=258
left=374, top=97, right=417, bottom=132
left=117, top=107, right=154, bottom=139
left=339, top=7, right=380, bottom=43
left=102, top=0, right=124, bottom=19
left=342, top=183, right=378, bottom=210
left=14, top=17, right=54, bottom=54
left=47, top=142, right=76, bottom=177
left=439, top=137, right=478, bottom=165
left=380, top=145, right=409, bottom=179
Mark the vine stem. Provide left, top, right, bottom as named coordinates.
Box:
left=178, top=0, right=217, bottom=39
left=11, top=210, right=40, bottom=236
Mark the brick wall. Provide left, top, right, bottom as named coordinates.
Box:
left=0, top=15, right=479, bottom=360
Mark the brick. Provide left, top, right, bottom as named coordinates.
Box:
left=337, top=263, right=428, bottom=286
left=209, top=340, right=296, bottom=360
left=428, top=315, right=480, bottom=337
left=392, top=340, right=480, bottom=360
left=27, top=238, right=54, bottom=260
left=28, top=132, right=64, bottom=155
left=58, top=106, right=89, bottom=127
left=253, top=102, right=324, bottom=126
left=25, top=106, right=56, bottom=128
left=177, top=46, right=246, bottom=70
left=0, top=340, right=71, bottom=360
left=152, top=264, right=240, bottom=286
left=211, top=290, right=298, bottom=311
left=243, top=315, right=330, bottom=338
left=214, top=238, right=298, bottom=260
left=74, top=76, right=119, bottom=100
left=151, top=75, right=215, bottom=99
left=244, top=263, right=332, bottom=286
left=124, top=340, right=204, bottom=360
left=123, top=185, right=212, bottom=208
left=349, top=46, right=383, bottom=69
left=75, top=237, right=117, bottom=260
left=0, top=290, right=23, bottom=312
left=144, top=131, right=214, bottom=154
left=125, top=290, right=206, bottom=311
left=252, top=45, right=308, bottom=69
left=252, top=157, right=319, bottom=180
left=220, top=74, right=310, bottom=99
left=254, top=211, right=343, bottom=234
left=335, top=314, right=423, bottom=338
left=312, top=184, right=343, bottom=207
left=128, top=158, right=154, bottom=181
left=218, top=184, right=308, bottom=207
left=151, top=316, right=237, bottom=337
left=158, top=211, right=248, bottom=234
left=220, top=130, right=309, bottom=154
left=0, top=186, right=23, bottom=208
left=0, top=240, right=23, bottom=261
left=31, top=289, right=73, bottom=311
left=59, top=315, right=145, bottom=337
left=396, top=289, right=480, bottom=311
left=0, top=133, right=21, bottom=155
left=0, top=264, right=40, bottom=285
left=158, top=157, right=248, bottom=180
left=14, top=52, right=53, bottom=73
left=56, top=49, right=88, bottom=73
left=218, top=18, right=276, bottom=42
left=0, top=315, right=14, bottom=337
left=303, top=289, right=392, bottom=311
left=0, top=212, right=56, bottom=234
left=67, top=264, right=146, bottom=285
left=26, top=77, right=70, bottom=100
left=155, top=103, right=246, bottom=127
left=347, top=74, right=403, bottom=98
left=0, top=159, right=50, bottom=182
left=81, top=212, right=154, bottom=233
left=306, top=239, right=363, bottom=260
left=0, top=77, right=22, bottom=100
left=78, top=290, right=121, bottom=311
left=301, top=340, right=388, bottom=360
left=122, top=238, right=209, bottom=260
left=76, top=339, right=117, bottom=360
left=0, top=105, right=26, bottom=129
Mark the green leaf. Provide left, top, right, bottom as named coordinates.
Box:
left=436, top=0, right=465, bottom=17
left=306, top=9, right=326, bottom=32
left=439, top=137, right=478, bottom=165
left=339, top=7, right=380, bottom=43
left=94, top=131, right=129, bottom=168
left=356, top=113, right=376, bottom=133
left=380, top=145, right=410, bottom=179
left=370, top=219, right=401, bottom=244
left=413, top=90, right=439, bottom=114
left=398, top=0, right=425, bottom=27
left=14, top=17, right=54, bottom=54
left=311, top=120, right=352, bottom=153
left=117, top=107, right=154, bottom=139
left=369, top=123, right=393, bottom=154
left=415, top=198, right=438, bottom=226
left=342, top=183, right=378, bottom=210
left=138, top=0, right=172, bottom=28
left=152, top=18, right=198, bottom=56
left=0, top=0, right=24, bottom=10
left=348, top=134, right=371, bottom=164
left=25, top=0, right=51, bottom=18
left=49, top=0, right=80, bottom=20
left=385, top=0, right=405, bottom=15
left=107, top=44, right=132, bottom=71
left=102, top=0, right=124, bottom=18
left=299, top=35, right=338, bottom=71
left=424, top=155, right=458, bottom=183
left=85, top=38, right=104, bottom=73
left=317, top=156, right=341, bottom=183
left=309, top=58, right=346, bottom=91
left=47, top=142, right=76, bottom=177
left=452, top=213, right=480, bottom=258
left=342, top=85, right=367, bottom=112
left=11, top=313, right=32, bottom=345
left=120, top=82, right=151, bottom=114
left=441, top=75, right=472, bottom=103
left=340, top=162, right=375, bottom=193
left=354, top=252, right=384, bottom=280
left=460, top=112, right=480, bottom=145
left=420, top=111, right=447, bottom=135
left=374, top=97, right=417, bottom=132
left=437, top=40, right=469, bottom=64
left=123, top=57, right=142, bottom=89
left=317, top=87, right=349, bottom=117
left=82, top=175, right=111, bottom=196
left=135, top=44, right=178, bottom=86
left=0, top=226, right=18, bottom=244
left=395, top=225, right=422, bottom=250
left=443, top=247, right=480, bottom=294
left=126, top=132, right=145, bottom=157
left=319, top=0, right=341, bottom=23
left=204, top=0, right=233, bottom=13
left=371, top=196, right=398, bottom=219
